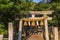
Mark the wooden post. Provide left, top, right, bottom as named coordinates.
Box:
left=0, top=34, right=3, bottom=40
left=32, top=14, right=35, bottom=18
left=53, top=27, right=58, bottom=40
left=36, top=21, right=39, bottom=26
left=44, top=19, right=49, bottom=40
left=28, top=21, right=30, bottom=26
left=18, top=20, right=22, bottom=40
left=8, top=22, right=13, bottom=40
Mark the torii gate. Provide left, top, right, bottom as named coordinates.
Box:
left=18, top=11, right=54, bottom=40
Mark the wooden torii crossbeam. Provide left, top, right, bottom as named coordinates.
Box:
left=22, top=16, right=48, bottom=21
left=29, top=11, right=54, bottom=15
left=22, top=17, right=52, bottom=21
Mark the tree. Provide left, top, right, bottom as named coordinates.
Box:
left=0, top=22, right=7, bottom=35
left=0, top=0, right=60, bottom=32
left=51, top=0, right=60, bottom=3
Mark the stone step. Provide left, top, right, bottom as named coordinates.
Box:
left=27, top=33, right=44, bottom=40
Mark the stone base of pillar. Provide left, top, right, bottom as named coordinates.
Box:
left=0, top=34, right=3, bottom=40
left=18, top=31, right=22, bottom=40
left=53, top=27, right=58, bottom=40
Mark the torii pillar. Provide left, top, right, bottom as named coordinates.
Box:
left=44, top=17, right=52, bottom=40
left=44, top=19, right=49, bottom=40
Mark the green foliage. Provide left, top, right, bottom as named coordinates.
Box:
left=39, top=4, right=52, bottom=10
left=29, top=2, right=37, bottom=10
left=51, top=0, right=60, bottom=3
left=56, top=3, right=60, bottom=10
left=0, top=22, right=7, bottom=34
left=0, top=0, right=60, bottom=27
left=0, top=2, right=14, bottom=10
left=0, top=0, right=9, bottom=4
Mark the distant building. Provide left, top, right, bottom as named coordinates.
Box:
left=20, top=0, right=33, bottom=2
left=28, top=0, right=33, bottom=2
left=43, top=0, right=51, bottom=3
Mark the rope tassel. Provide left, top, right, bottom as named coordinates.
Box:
left=40, top=21, right=44, bottom=26
left=31, top=21, right=35, bottom=26
left=24, top=21, right=27, bottom=26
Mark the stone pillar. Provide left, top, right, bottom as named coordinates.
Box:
left=18, top=20, right=22, bottom=40
left=44, top=19, right=49, bottom=40
left=0, top=35, right=3, bottom=40
left=53, top=27, right=58, bottom=40
left=8, top=22, right=13, bottom=40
